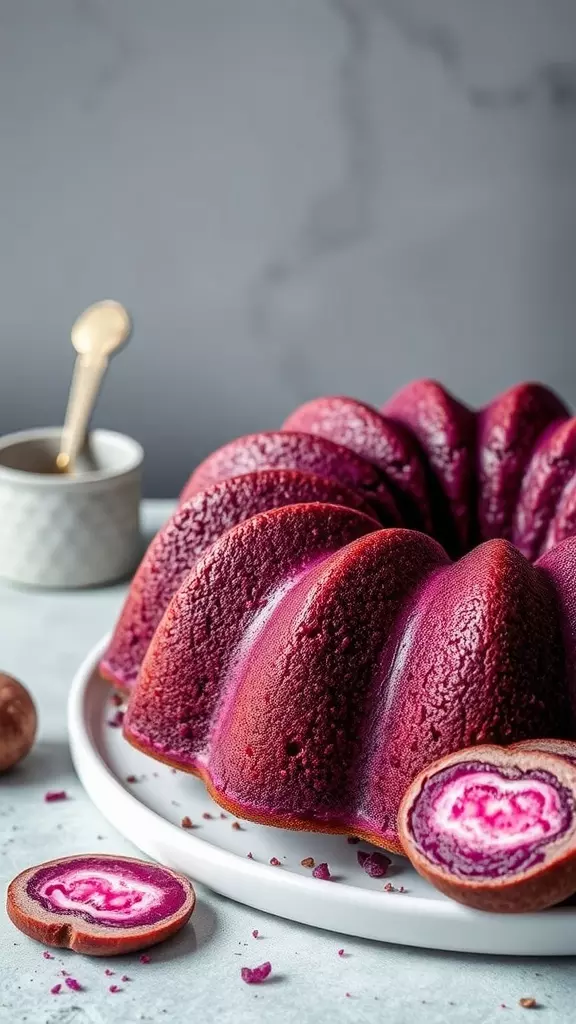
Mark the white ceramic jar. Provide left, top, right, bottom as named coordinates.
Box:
left=0, top=428, right=143, bottom=587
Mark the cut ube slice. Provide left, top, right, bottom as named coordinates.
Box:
left=6, top=854, right=195, bottom=956
left=398, top=745, right=576, bottom=913
left=99, top=469, right=378, bottom=691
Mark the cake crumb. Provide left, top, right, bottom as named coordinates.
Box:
left=269, top=857, right=281, bottom=866
left=357, top=850, right=391, bottom=878
left=231, top=821, right=243, bottom=831
left=519, top=998, right=538, bottom=1009
left=312, top=862, right=331, bottom=880
left=300, top=857, right=315, bottom=868
left=181, top=816, right=194, bottom=829
left=241, top=962, right=272, bottom=985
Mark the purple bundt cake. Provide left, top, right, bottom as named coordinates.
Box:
left=101, top=379, right=576, bottom=852
left=100, top=470, right=379, bottom=691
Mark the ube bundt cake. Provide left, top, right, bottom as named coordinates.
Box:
left=101, top=379, right=576, bottom=852
left=100, top=470, right=379, bottom=691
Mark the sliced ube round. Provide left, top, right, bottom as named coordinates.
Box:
left=179, top=431, right=400, bottom=525
left=382, top=378, right=476, bottom=555
left=6, top=854, right=195, bottom=956
left=124, top=503, right=379, bottom=772
left=398, top=745, right=576, bottom=913
left=513, top=417, right=576, bottom=560
left=282, top=395, right=433, bottom=532
left=100, top=469, right=378, bottom=691
left=477, top=383, right=568, bottom=544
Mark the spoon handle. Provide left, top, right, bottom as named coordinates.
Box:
left=57, top=353, right=109, bottom=472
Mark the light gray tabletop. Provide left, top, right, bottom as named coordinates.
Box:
left=1, top=501, right=574, bottom=1024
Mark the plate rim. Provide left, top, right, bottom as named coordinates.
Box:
left=68, top=634, right=576, bottom=955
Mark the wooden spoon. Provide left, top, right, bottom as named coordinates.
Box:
left=56, top=301, right=132, bottom=473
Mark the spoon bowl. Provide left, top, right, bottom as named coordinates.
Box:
left=71, top=300, right=132, bottom=357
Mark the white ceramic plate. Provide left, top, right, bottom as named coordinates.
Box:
left=68, top=635, right=576, bottom=956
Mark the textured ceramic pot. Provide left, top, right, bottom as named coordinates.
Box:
left=0, top=428, right=143, bottom=587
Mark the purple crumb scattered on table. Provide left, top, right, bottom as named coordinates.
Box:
left=65, top=977, right=82, bottom=992
left=312, top=862, right=331, bottom=880
left=241, top=962, right=272, bottom=985
left=44, top=791, right=67, bottom=802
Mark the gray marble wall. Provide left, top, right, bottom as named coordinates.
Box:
left=1, top=0, right=576, bottom=494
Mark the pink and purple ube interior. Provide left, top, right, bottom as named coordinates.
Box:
left=408, top=761, right=575, bottom=879
left=27, top=858, right=188, bottom=928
